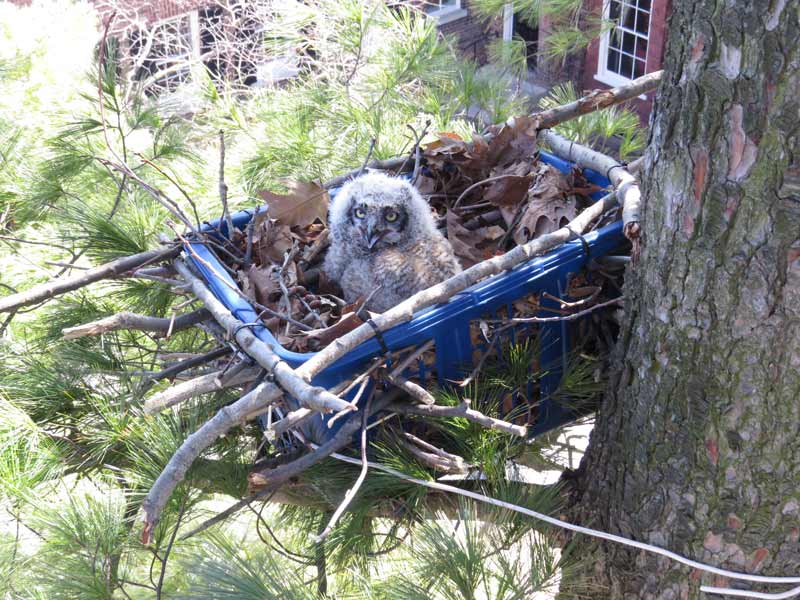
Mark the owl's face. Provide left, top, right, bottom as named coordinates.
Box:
left=347, top=197, right=409, bottom=252
left=329, top=172, right=439, bottom=256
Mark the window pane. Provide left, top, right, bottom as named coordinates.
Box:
left=639, top=0, right=651, bottom=12
left=621, top=3, right=636, bottom=29
left=635, top=36, right=648, bottom=60
left=636, top=10, right=650, bottom=35
left=622, top=31, right=636, bottom=54
left=609, top=0, right=621, bottom=20
left=607, top=48, right=621, bottom=73
left=609, top=28, right=623, bottom=51
left=633, top=58, right=646, bottom=78
left=620, top=53, right=634, bottom=78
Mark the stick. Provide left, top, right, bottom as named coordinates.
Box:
left=62, top=308, right=210, bottom=340
left=495, top=297, right=623, bottom=325
left=0, top=245, right=181, bottom=313
left=149, top=347, right=232, bottom=383
left=314, top=394, right=373, bottom=542
left=323, top=156, right=408, bottom=189
left=144, top=365, right=261, bottom=414
left=389, top=399, right=527, bottom=437
left=387, top=375, right=436, bottom=405
left=218, top=130, right=234, bottom=237
left=534, top=70, right=662, bottom=130
left=174, top=259, right=350, bottom=413
left=538, top=129, right=642, bottom=245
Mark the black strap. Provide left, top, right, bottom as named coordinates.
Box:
left=357, top=305, right=391, bottom=359
left=605, top=162, right=628, bottom=181
left=232, top=321, right=262, bottom=337
left=566, top=225, right=591, bottom=264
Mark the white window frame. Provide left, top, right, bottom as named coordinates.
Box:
left=595, top=0, right=651, bottom=94
left=424, top=0, right=467, bottom=25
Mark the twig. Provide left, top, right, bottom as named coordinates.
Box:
left=493, top=296, right=624, bottom=326
left=173, top=259, right=350, bottom=412
left=387, top=339, right=435, bottom=380
left=399, top=432, right=470, bottom=474
left=314, top=394, right=373, bottom=542
left=218, top=130, right=234, bottom=237
left=62, top=308, right=210, bottom=340
left=180, top=234, right=311, bottom=331
left=387, top=375, right=435, bottom=405
left=148, top=346, right=232, bottom=383
left=388, top=399, right=527, bottom=437
left=534, top=70, right=662, bottom=130
left=144, top=364, right=261, bottom=414
left=452, top=174, right=528, bottom=210
left=178, top=485, right=281, bottom=541
left=459, top=335, right=499, bottom=388
left=356, top=138, right=377, bottom=178
left=0, top=245, right=181, bottom=313
left=135, top=153, right=202, bottom=230
left=323, top=155, right=408, bottom=189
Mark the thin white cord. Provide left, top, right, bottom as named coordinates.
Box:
left=700, top=585, right=800, bottom=599
left=317, top=446, right=800, bottom=599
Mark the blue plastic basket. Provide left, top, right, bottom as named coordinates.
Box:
left=186, top=151, right=624, bottom=442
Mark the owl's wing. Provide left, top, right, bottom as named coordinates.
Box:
left=322, top=242, right=347, bottom=282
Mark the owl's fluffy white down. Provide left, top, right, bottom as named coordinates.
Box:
left=323, top=172, right=461, bottom=313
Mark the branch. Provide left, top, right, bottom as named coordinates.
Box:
left=174, top=259, right=350, bottom=414
left=0, top=245, right=181, bottom=313
left=534, top=70, right=662, bottom=130
left=538, top=129, right=643, bottom=248
left=144, top=364, right=261, bottom=414
left=149, top=346, right=232, bottom=383
left=62, top=308, right=210, bottom=340
left=388, top=399, right=527, bottom=437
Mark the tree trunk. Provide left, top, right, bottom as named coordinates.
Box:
left=572, top=1, right=799, bottom=598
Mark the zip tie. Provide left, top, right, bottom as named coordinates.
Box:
left=565, top=225, right=591, bottom=264
left=605, top=162, right=627, bottom=182
left=356, top=306, right=391, bottom=359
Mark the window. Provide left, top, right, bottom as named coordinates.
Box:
left=596, top=0, right=650, bottom=87
left=422, top=0, right=466, bottom=24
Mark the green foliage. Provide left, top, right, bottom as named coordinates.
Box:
left=0, top=1, right=614, bottom=597
left=539, top=81, right=646, bottom=159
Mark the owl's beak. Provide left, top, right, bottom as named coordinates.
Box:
left=365, top=224, right=382, bottom=249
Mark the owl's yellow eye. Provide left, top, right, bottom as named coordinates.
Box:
left=385, top=210, right=398, bottom=222
left=354, top=207, right=366, bottom=219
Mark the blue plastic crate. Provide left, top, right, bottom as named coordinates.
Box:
left=186, top=151, right=624, bottom=441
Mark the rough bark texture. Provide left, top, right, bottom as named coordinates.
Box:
left=574, top=1, right=800, bottom=598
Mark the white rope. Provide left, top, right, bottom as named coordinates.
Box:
left=317, top=446, right=800, bottom=599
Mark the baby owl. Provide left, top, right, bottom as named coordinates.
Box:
left=323, top=172, right=461, bottom=313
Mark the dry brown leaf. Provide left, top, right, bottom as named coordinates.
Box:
left=301, top=310, right=366, bottom=349
left=257, top=180, right=329, bottom=228
left=446, top=210, right=485, bottom=268
left=251, top=217, right=293, bottom=265
left=512, top=163, right=576, bottom=245
left=483, top=163, right=534, bottom=208
left=513, top=196, right=577, bottom=245
left=246, top=265, right=280, bottom=306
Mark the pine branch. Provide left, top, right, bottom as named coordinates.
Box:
left=62, top=308, right=210, bottom=340
left=0, top=245, right=181, bottom=313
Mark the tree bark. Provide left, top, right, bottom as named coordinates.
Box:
left=573, top=1, right=799, bottom=598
